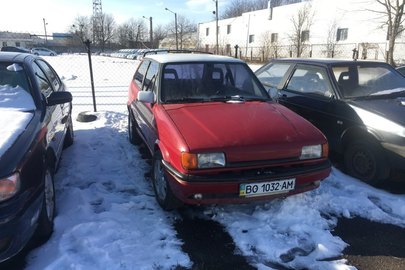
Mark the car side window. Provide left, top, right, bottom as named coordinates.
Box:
left=36, top=60, right=61, bottom=91
left=142, top=61, right=158, bottom=92
left=134, top=60, right=150, bottom=89
left=287, top=66, right=333, bottom=98
left=32, top=62, right=53, bottom=98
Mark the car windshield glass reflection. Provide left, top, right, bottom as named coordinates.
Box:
left=161, top=62, right=269, bottom=103
left=333, top=64, right=405, bottom=98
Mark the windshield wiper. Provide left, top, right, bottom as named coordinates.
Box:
left=210, top=95, right=268, bottom=102
left=164, top=97, right=208, bottom=103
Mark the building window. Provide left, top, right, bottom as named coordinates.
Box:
left=15, top=42, right=21, bottom=47
left=206, top=28, right=209, bottom=36
left=301, top=30, right=310, bottom=42
left=337, top=28, right=348, bottom=41
left=2, top=41, right=7, bottom=47
left=271, top=33, right=278, bottom=43
left=249, top=34, right=255, bottom=43
left=227, top=25, right=231, bottom=34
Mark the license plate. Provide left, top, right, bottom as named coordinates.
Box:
left=239, top=178, right=295, bottom=197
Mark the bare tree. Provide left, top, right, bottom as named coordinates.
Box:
left=369, top=0, right=405, bottom=65
left=70, top=16, right=91, bottom=43
left=325, top=19, right=338, bottom=58
left=222, top=0, right=268, bottom=19
left=289, top=3, right=314, bottom=57
left=167, top=15, right=196, bottom=49
left=153, top=24, right=168, bottom=48
left=116, top=19, right=147, bottom=48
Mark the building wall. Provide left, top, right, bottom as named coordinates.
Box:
left=198, top=0, right=399, bottom=61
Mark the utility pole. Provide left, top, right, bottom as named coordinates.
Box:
left=43, top=18, right=48, bottom=44
left=143, top=16, right=153, bottom=48
left=165, top=7, right=178, bottom=50
left=213, top=0, right=218, bottom=54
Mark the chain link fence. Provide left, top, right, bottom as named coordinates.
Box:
left=45, top=54, right=139, bottom=115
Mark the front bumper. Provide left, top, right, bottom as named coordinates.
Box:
left=163, top=160, right=331, bottom=205
left=0, top=191, right=43, bottom=263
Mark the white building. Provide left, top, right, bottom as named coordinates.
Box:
left=198, top=0, right=404, bottom=62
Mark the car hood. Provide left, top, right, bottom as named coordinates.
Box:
left=163, top=101, right=326, bottom=162
left=349, top=96, right=405, bottom=126
left=0, top=110, right=34, bottom=158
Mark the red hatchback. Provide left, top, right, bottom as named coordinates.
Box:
left=127, top=51, right=331, bottom=210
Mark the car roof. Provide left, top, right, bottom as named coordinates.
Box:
left=0, top=52, right=36, bottom=62
left=144, top=53, right=245, bottom=64
left=269, top=58, right=390, bottom=66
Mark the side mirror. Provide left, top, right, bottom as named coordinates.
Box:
left=46, top=91, right=72, bottom=106
left=137, top=91, right=155, bottom=103
left=267, top=87, right=279, bottom=99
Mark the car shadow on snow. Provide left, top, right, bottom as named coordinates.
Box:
left=333, top=217, right=405, bottom=270
left=173, top=208, right=256, bottom=270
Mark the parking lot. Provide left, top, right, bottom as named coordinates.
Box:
left=1, top=54, right=405, bottom=270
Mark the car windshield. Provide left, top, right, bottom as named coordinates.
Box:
left=332, top=63, right=405, bottom=98
left=160, top=62, right=269, bottom=103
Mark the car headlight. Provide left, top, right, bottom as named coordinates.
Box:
left=300, top=144, right=328, bottom=160
left=181, top=152, right=226, bottom=169
left=0, top=172, right=20, bottom=202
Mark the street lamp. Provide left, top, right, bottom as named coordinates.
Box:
left=213, top=0, right=218, bottom=54
left=143, top=16, right=154, bottom=48
left=165, top=7, right=178, bottom=50
left=43, top=18, right=48, bottom=43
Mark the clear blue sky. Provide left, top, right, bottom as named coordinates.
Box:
left=2, top=0, right=228, bottom=34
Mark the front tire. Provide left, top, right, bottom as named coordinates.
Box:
left=35, top=165, right=56, bottom=240
left=344, top=140, right=389, bottom=185
left=152, top=151, right=181, bottom=210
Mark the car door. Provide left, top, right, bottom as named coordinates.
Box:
left=33, top=60, right=67, bottom=159
left=134, top=60, right=159, bottom=151
left=278, top=64, right=347, bottom=151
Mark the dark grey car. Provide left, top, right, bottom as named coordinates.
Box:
left=256, top=59, right=405, bottom=184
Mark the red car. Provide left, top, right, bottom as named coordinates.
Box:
left=127, top=51, right=331, bottom=210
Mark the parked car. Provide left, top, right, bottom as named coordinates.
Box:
left=0, top=52, right=73, bottom=262
left=127, top=52, right=331, bottom=210
left=396, top=65, right=405, bottom=76
left=31, top=47, right=57, bottom=56
left=255, top=58, right=405, bottom=184
left=0, top=46, right=30, bottom=53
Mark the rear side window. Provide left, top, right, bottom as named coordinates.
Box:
left=134, top=60, right=150, bottom=89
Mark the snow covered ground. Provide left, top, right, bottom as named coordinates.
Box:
left=22, top=55, right=405, bottom=270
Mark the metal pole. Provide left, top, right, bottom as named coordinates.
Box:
left=43, top=18, right=48, bottom=43
left=84, top=39, right=97, bottom=112
left=143, top=16, right=154, bottom=48
left=165, top=8, right=178, bottom=50
left=215, top=0, right=218, bottom=54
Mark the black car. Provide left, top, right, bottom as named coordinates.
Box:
left=0, top=52, right=73, bottom=262
left=0, top=46, right=31, bottom=54
left=256, top=58, right=405, bottom=184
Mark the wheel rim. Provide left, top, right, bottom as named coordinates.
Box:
left=352, top=149, right=375, bottom=179
left=153, top=159, right=167, bottom=201
left=44, top=169, right=55, bottom=220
